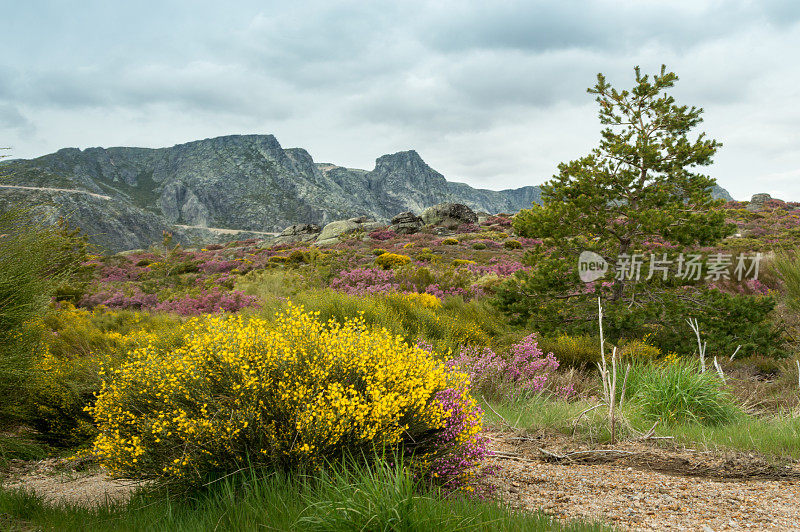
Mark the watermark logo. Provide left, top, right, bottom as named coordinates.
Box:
left=577, top=251, right=762, bottom=282
left=578, top=251, right=609, bottom=282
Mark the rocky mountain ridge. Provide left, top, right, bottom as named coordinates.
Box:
left=1, top=134, right=733, bottom=252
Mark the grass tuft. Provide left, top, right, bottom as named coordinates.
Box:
left=0, top=463, right=610, bottom=531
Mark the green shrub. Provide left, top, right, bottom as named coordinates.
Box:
left=503, top=240, right=522, bottom=250
left=0, top=209, right=78, bottom=422
left=0, top=435, right=48, bottom=470
left=773, top=250, right=800, bottom=309
left=236, top=269, right=306, bottom=303
left=736, top=355, right=783, bottom=378
left=634, top=360, right=741, bottom=426
left=26, top=306, right=186, bottom=447
left=538, top=335, right=601, bottom=368
left=289, top=250, right=307, bottom=263
left=537, top=335, right=660, bottom=371
left=395, top=266, right=436, bottom=293
left=290, top=290, right=508, bottom=354
left=471, top=243, right=487, bottom=250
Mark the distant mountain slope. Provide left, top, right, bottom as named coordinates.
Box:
left=0, top=133, right=733, bottom=251
left=710, top=184, right=734, bottom=202
left=0, top=135, right=540, bottom=250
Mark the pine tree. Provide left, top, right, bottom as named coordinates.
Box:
left=496, top=66, right=736, bottom=342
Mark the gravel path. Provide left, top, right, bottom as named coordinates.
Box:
left=2, top=458, right=139, bottom=507
left=486, top=430, right=800, bottom=531
left=3, top=433, right=799, bottom=530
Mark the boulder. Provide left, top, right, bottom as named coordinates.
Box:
left=421, top=203, right=478, bottom=229
left=746, top=193, right=772, bottom=212
left=315, top=218, right=381, bottom=246
left=390, top=211, right=423, bottom=235
left=274, top=223, right=321, bottom=243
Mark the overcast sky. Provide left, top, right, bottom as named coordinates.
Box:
left=2, top=1, right=799, bottom=200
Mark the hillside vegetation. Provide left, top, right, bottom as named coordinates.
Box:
left=2, top=67, right=798, bottom=531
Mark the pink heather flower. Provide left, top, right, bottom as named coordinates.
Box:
left=447, top=334, right=560, bottom=399
left=428, top=386, right=494, bottom=497
left=155, top=288, right=260, bottom=316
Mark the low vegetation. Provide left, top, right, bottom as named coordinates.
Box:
left=3, top=66, right=800, bottom=529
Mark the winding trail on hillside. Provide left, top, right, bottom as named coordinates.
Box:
left=0, top=186, right=282, bottom=237
left=0, top=184, right=112, bottom=200
left=173, top=224, right=279, bottom=236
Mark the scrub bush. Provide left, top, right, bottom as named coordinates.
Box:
left=0, top=210, right=80, bottom=422
left=90, top=305, right=488, bottom=492
left=375, top=252, right=412, bottom=269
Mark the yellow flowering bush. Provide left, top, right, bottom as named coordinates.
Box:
left=618, top=337, right=662, bottom=362
left=268, top=255, right=291, bottom=264
left=375, top=252, right=412, bottom=269
left=384, top=292, right=441, bottom=309
left=90, top=305, right=486, bottom=489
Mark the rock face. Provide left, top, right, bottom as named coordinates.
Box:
left=747, top=193, right=773, bottom=212
left=315, top=218, right=381, bottom=246
left=0, top=134, right=737, bottom=252
left=274, top=223, right=321, bottom=243
left=421, top=203, right=478, bottom=229
left=0, top=187, right=191, bottom=251
left=390, top=211, right=423, bottom=234
left=711, top=184, right=734, bottom=202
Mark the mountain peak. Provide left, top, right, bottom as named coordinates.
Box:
left=374, top=150, right=426, bottom=169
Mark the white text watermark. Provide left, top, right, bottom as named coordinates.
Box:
left=578, top=252, right=762, bottom=283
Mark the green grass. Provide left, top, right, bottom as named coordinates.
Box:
left=483, top=395, right=800, bottom=459
left=632, top=360, right=741, bottom=426
left=236, top=274, right=515, bottom=354
left=0, top=435, right=49, bottom=470
left=0, top=462, right=610, bottom=532
left=293, top=290, right=512, bottom=354
left=481, top=396, right=622, bottom=442
left=657, top=414, right=800, bottom=459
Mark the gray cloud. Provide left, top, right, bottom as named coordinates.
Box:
left=1, top=1, right=799, bottom=200
left=0, top=103, right=35, bottom=138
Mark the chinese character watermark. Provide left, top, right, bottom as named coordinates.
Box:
left=579, top=252, right=761, bottom=282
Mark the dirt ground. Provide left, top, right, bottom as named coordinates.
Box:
left=1, top=458, right=139, bottom=507
left=2, top=432, right=800, bottom=531
left=485, top=429, right=800, bottom=531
